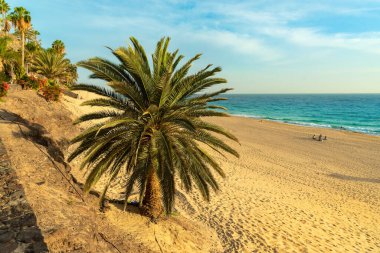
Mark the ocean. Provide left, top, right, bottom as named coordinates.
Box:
left=216, top=94, right=380, bottom=136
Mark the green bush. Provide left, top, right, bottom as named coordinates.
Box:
left=40, top=80, right=62, bottom=101
left=18, top=74, right=44, bottom=90
left=0, top=71, right=9, bottom=82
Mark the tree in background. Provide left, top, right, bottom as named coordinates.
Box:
left=52, top=40, right=65, bottom=55
left=69, top=37, right=239, bottom=220
left=31, top=49, right=71, bottom=82
left=25, top=40, right=40, bottom=73
left=0, top=0, right=9, bottom=34
left=0, top=36, right=20, bottom=82
left=10, top=6, right=31, bottom=68
left=14, top=26, right=40, bottom=44
left=62, top=63, right=78, bottom=87
left=0, top=0, right=78, bottom=89
left=3, top=14, right=11, bottom=34
left=0, top=2, right=78, bottom=94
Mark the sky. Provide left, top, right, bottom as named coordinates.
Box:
left=8, top=0, right=380, bottom=93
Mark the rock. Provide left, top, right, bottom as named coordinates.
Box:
left=17, top=227, right=42, bottom=243
left=0, top=140, right=48, bottom=251
left=16, top=230, right=34, bottom=243
left=32, top=241, right=49, bottom=253
left=20, top=213, right=37, bottom=227
left=0, top=240, right=19, bottom=253
left=0, top=231, right=14, bottom=242
left=0, top=228, right=9, bottom=234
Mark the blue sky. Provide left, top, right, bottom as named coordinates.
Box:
left=9, top=0, right=380, bottom=93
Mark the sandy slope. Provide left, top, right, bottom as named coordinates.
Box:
left=0, top=90, right=221, bottom=253
left=1, top=90, right=379, bottom=252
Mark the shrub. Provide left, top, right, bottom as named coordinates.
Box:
left=0, top=81, right=10, bottom=97
left=40, top=80, right=62, bottom=101
left=0, top=72, right=9, bottom=82
left=38, top=78, right=48, bottom=90
left=14, top=66, right=26, bottom=82
left=18, top=74, right=41, bottom=90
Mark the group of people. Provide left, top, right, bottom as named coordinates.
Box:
left=313, top=134, right=327, bottom=141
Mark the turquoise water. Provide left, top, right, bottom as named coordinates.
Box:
left=216, top=94, right=380, bottom=136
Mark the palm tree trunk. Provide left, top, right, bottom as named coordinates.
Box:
left=10, top=63, right=14, bottom=84
left=1, top=12, right=4, bottom=35
left=141, top=168, right=163, bottom=220
left=21, top=31, right=25, bottom=68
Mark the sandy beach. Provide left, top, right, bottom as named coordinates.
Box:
left=64, top=92, right=380, bottom=252
left=186, top=116, right=380, bottom=252
left=1, top=90, right=379, bottom=252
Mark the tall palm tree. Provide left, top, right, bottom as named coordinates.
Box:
left=52, top=40, right=65, bottom=54
left=14, top=26, right=40, bottom=44
left=0, top=0, right=9, bottom=33
left=9, top=6, right=31, bottom=68
left=31, top=49, right=70, bottom=81
left=3, top=14, right=11, bottom=34
left=25, top=41, right=40, bottom=74
left=69, top=37, right=239, bottom=220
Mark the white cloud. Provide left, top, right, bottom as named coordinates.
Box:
left=190, top=30, right=282, bottom=61
left=258, top=26, right=380, bottom=54
left=11, top=0, right=380, bottom=92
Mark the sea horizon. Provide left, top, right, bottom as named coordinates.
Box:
left=216, top=94, right=380, bottom=136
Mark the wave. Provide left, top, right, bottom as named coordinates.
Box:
left=228, top=112, right=380, bottom=136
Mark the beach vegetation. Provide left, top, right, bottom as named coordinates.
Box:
left=40, top=79, right=62, bottom=101
left=52, top=39, right=65, bottom=54
left=31, top=48, right=76, bottom=86
left=9, top=6, right=31, bottom=68
left=0, top=35, right=19, bottom=81
left=0, top=80, right=9, bottom=96
left=69, top=37, right=239, bottom=220
left=0, top=0, right=10, bottom=34
left=0, top=0, right=77, bottom=94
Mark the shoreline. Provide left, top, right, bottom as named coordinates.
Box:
left=227, top=113, right=380, bottom=138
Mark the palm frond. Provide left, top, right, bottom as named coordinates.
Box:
left=69, top=37, right=239, bottom=217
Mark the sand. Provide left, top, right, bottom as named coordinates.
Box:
left=1, top=89, right=379, bottom=252
left=181, top=117, right=380, bottom=252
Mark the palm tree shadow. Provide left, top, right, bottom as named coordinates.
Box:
left=328, top=173, right=380, bottom=184
left=110, top=202, right=141, bottom=215
left=0, top=109, right=69, bottom=168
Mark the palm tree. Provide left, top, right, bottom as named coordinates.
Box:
left=0, top=36, right=20, bottom=82
left=52, top=40, right=65, bottom=54
left=0, top=0, right=9, bottom=33
left=3, top=14, right=11, bottom=34
left=25, top=41, right=40, bottom=74
left=63, top=63, right=78, bottom=86
left=31, top=49, right=71, bottom=81
left=14, top=26, right=40, bottom=44
left=9, top=6, right=31, bottom=68
left=69, top=37, right=239, bottom=220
